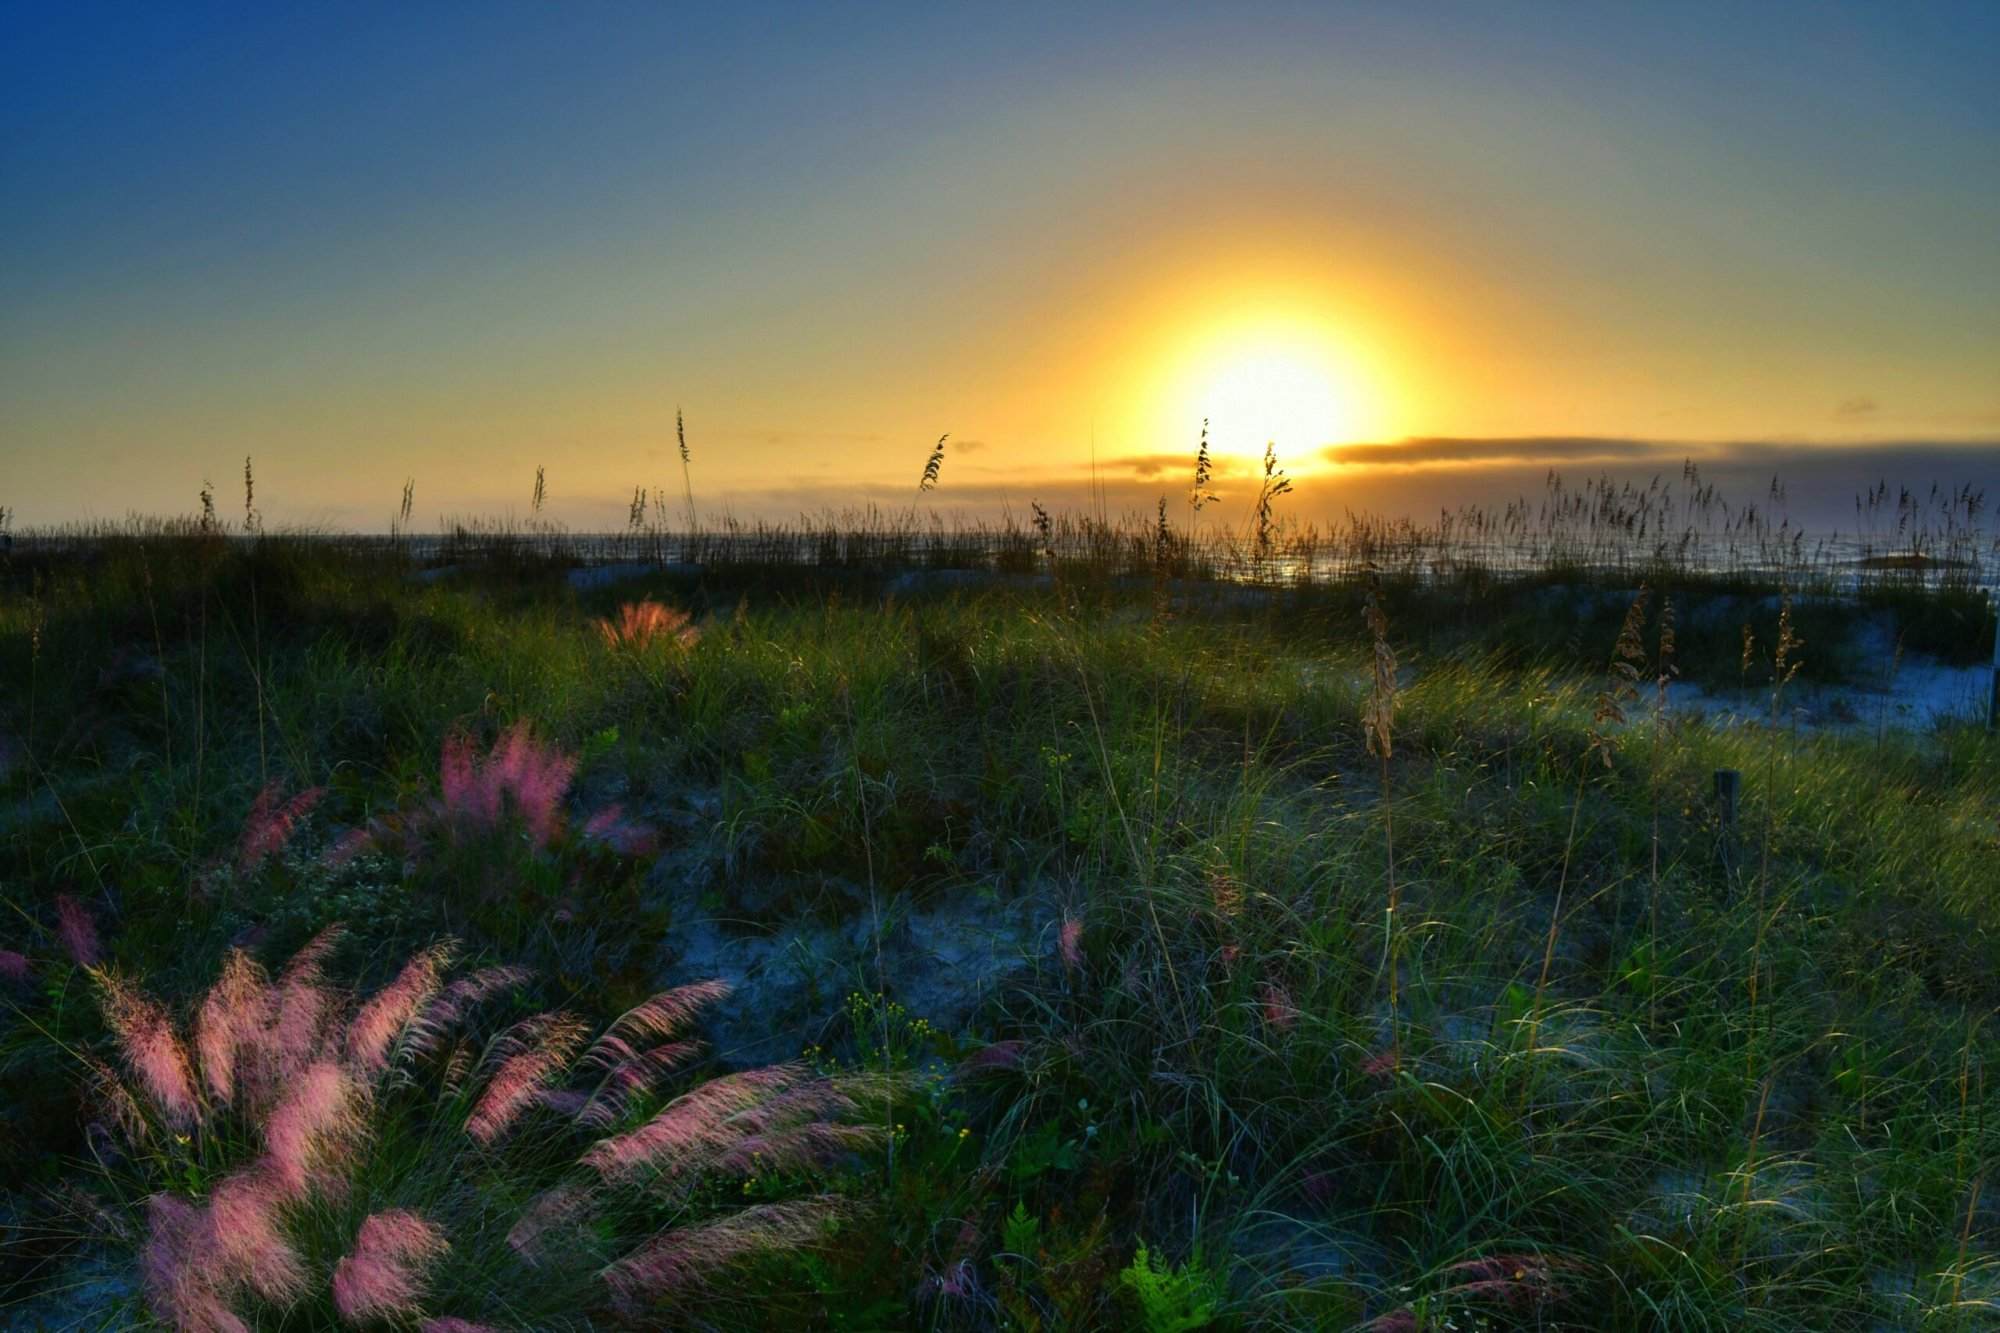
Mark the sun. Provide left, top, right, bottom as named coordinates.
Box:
left=1198, top=342, right=1352, bottom=456
left=1156, top=312, right=1383, bottom=462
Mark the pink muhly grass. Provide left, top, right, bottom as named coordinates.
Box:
left=96, top=972, right=201, bottom=1130
left=84, top=1055, right=150, bottom=1146
left=203, top=1167, right=308, bottom=1306
left=194, top=951, right=271, bottom=1107
left=235, top=924, right=345, bottom=1094
left=439, top=733, right=484, bottom=824
left=581, top=981, right=730, bottom=1072
left=956, top=1039, right=1026, bottom=1076
left=506, top=1182, right=594, bottom=1264
left=490, top=723, right=575, bottom=849
left=919, top=1258, right=981, bottom=1307
left=1442, top=1253, right=1576, bottom=1309
left=421, top=1321, right=505, bottom=1333
left=1058, top=916, right=1084, bottom=971
left=281, top=923, right=346, bottom=977
left=465, top=1013, right=587, bottom=1145
left=236, top=783, right=326, bottom=873
left=55, top=893, right=102, bottom=967
left=255, top=944, right=341, bottom=1095
left=438, top=723, right=576, bottom=850
left=400, top=965, right=530, bottom=1061
left=576, top=1039, right=703, bottom=1129
left=580, top=804, right=660, bottom=856
left=603, top=1198, right=845, bottom=1308
left=346, top=943, right=452, bottom=1074
left=261, top=1059, right=364, bottom=1201
left=0, top=948, right=30, bottom=984
left=713, top=1121, right=882, bottom=1176
left=322, top=827, right=375, bottom=868
left=1361, top=1048, right=1398, bottom=1081
left=331, top=1209, right=449, bottom=1324
left=143, top=1192, right=250, bottom=1333
left=582, top=1063, right=811, bottom=1184
left=1258, top=980, right=1299, bottom=1033
left=723, top=1073, right=867, bottom=1138
left=596, top=600, right=699, bottom=651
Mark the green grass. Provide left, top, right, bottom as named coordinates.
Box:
left=2, top=536, right=1997, bottom=1329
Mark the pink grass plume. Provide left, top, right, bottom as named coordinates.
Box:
left=437, top=723, right=576, bottom=849
left=254, top=927, right=344, bottom=1094
left=602, top=1197, right=844, bottom=1309
left=346, top=943, right=452, bottom=1074
left=203, top=1167, right=308, bottom=1306
left=581, top=981, right=729, bottom=1072
left=237, top=783, right=326, bottom=873
left=506, top=1182, right=594, bottom=1265
left=1361, top=1047, right=1398, bottom=1081
left=0, top=948, right=30, bottom=985
left=582, top=1063, right=809, bottom=1184
left=954, top=1040, right=1026, bottom=1077
left=194, top=950, right=270, bottom=1107
left=55, top=894, right=101, bottom=967
left=465, top=1013, right=587, bottom=1145
left=712, top=1121, right=882, bottom=1176
left=1058, top=916, right=1083, bottom=971
left=576, top=1038, right=702, bottom=1129
left=439, top=733, right=482, bottom=822
left=83, top=1055, right=150, bottom=1146
left=95, top=972, right=201, bottom=1129
left=400, top=965, right=531, bottom=1061
left=1441, top=1253, right=1579, bottom=1310
left=596, top=600, right=700, bottom=651
left=331, top=1209, right=449, bottom=1324
left=580, top=804, right=660, bottom=856
left=142, top=1192, right=251, bottom=1333
left=1258, top=980, right=1299, bottom=1033
left=322, top=826, right=375, bottom=868
left=261, top=1059, right=364, bottom=1201
left=501, top=725, right=574, bottom=850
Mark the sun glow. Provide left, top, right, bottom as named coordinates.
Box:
left=1199, top=345, right=1351, bottom=454
left=1148, top=309, right=1388, bottom=466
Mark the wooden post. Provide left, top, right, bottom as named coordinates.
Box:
left=1714, top=769, right=1742, bottom=829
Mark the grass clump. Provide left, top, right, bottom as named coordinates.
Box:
left=2, top=532, right=1996, bottom=1329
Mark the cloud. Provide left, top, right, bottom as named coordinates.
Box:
left=1094, top=451, right=1257, bottom=480
left=950, top=437, right=987, bottom=454
left=1834, top=396, right=1880, bottom=420
left=1323, top=437, right=1667, bottom=469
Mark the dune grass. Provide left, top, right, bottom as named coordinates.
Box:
left=1, top=534, right=1997, bottom=1329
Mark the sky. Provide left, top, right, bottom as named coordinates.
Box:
left=4, top=1, right=1997, bottom=532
